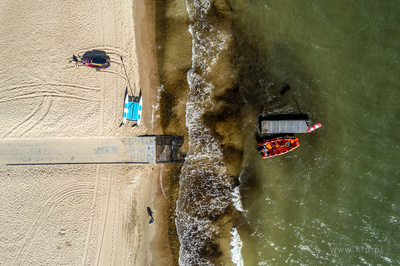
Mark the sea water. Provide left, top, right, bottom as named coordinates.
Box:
left=156, top=0, right=400, bottom=265
left=230, top=0, right=400, bottom=265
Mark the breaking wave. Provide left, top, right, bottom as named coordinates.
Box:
left=175, top=0, right=243, bottom=264
left=230, top=228, right=244, bottom=266
left=231, top=186, right=244, bottom=212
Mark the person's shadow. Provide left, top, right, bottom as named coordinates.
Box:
left=147, top=207, right=154, bottom=224
left=147, top=207, right=153, bottom=217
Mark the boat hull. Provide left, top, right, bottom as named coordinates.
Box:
left=82, top=58, right=110, bottom=69
left=258, top=136, right=300, bottom=159
left=122, top=88, right=142, bottom=126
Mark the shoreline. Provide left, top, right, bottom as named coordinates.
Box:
left=134, top=0, right=163, bottom=136
left=134, top=0, right=175, bottom=264
left=154, top=0, right=245, bottom=264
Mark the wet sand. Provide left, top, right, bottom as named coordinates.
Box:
left=0, top=0, right=170, bottom=265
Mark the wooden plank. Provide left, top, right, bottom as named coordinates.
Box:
left=261, top=120, right=309, bottom=134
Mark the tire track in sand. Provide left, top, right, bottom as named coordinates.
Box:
left=101, top=70, right=128, bottom=80
left=22, top=188, right=93, bottom=263
left=94, top=170, right=112, bottom=266
left=0, top=92, right=98, bottom=104
left=2, top=96, right=44, bottom=138
left=22, top=187, right=96, bottom=265
left=81, top=165, right=100, bottom=266
left=1, top=85, right=99, bottom=137
left=20, top=96, right=52, bottom=137
left=1, top=83, right=101, bottom=96
left=12, top=183, right=93, bottom=266
left=75, top=47, right=126, bottom=58
left=97, top=0, right=106, bottom=136
left=96, top=0, right=121, bottom=135
left=110, top=0, right=120, bottom=130
left=108, top=174, right=118, bottom=266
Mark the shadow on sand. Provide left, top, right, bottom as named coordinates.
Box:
left=82, top=50, right=110, bottom=60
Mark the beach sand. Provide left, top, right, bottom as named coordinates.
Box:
left=0, top=0, right=171, bottom=265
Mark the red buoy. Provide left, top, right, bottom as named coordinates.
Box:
left=307, top=123, right=321, bottom=132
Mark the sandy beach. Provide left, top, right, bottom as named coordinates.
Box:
left=0, top=0, right=170, bottom=265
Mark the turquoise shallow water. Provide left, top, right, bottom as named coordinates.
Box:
left=231, top=0, right=400, bottom=265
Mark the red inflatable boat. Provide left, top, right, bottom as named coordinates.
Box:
left=258, top=136, right=300, bottom=159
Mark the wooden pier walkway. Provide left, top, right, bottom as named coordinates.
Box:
left=0, top=136, right=184, bottom=165
left=261, top=120, right=309, bottom=134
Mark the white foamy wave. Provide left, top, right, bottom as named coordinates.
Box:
left=176, top=212, right=218, bottom=266
left=231, top=186, right=244, bottom=212
left=185, top=0, right=212, bottom=21
left=176, top=0, right=235, bottom=264
left=151, top=84, right=163, bottom=127
left=189, top=23, right=227, bottom=73
left=230, top=228, right=244, bottom=266
left=187, top=0, right=227, bottom=74
left=177, top=67, right=232, bottom=265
